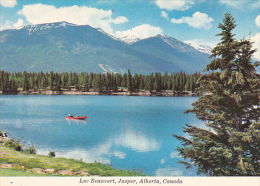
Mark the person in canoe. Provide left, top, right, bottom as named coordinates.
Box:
left=68, top=113, right=73, bottom=117
left=77, top=114, right=80, bottom=117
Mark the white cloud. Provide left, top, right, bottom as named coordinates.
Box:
left=184, top=39, right=217, bottom=48
left=155, top=167, right=183, bottom=176
left=155, top=0, right=194, bottom=11
left=17, top=4, right=128, bottom=34
left=115, top=24, right=163, bottom=39
left=256, top=15, right=260, bottom=27
left=0, top=18, right=24, bottom=31
left=160, top=159, right=165, bottom=164
left=0, top=0, right=17, bottom=7
left=112, top=16, right=128, bottom=24
left=113, top=151, right=126, bottom=159
left=170, top=151, right=181, bottom=159
left=219, top=0, right=259, bottom=9
left=13, top=18, right=24, bottom=28
left=161, top=11, right=169, bottom=20
left=171, top=12, right=214, bottom=30
left=251, top=33, right=260, bottom=60
left=1, top=20, right=12, bottom=30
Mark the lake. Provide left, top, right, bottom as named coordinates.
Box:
left=0, top=95, right=204, bottom=176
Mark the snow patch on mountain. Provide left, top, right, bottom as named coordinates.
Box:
left=184, top=42, right=213, bottom=55
left=156, top=34, right=194, bottom=51
left=23, top=21, right=77, bottom=35
left=116, top=34, right=143, bottom=44
left=97, top=28, right=118, bottom=41
left=99, top=64, right=118, bottom=73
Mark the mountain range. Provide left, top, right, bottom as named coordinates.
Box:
left=0, top=21, right=213, bottom=74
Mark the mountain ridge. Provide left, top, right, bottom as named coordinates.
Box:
left=0, top=22, right=212, bottom=74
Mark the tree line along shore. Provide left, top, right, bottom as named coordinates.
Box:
left=0, top=70, right=201, bottom=95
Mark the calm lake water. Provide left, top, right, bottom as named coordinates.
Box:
left=0, top=95, right=204, bottom=176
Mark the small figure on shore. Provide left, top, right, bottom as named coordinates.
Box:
left=4, top=132, right=7, bottom=137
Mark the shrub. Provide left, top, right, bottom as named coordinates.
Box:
left=4, top=139, right=23, bottom=151
left=48, top=151, right=55, bottom=157
left=24, top=145, right=37, bottom=154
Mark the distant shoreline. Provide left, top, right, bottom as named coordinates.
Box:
left=0, top=90, right=196, bottom=97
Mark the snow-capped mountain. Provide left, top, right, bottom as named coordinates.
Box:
left=21, top=21, right=77, bottom=35
left=0, top=22, right=212, bottom=74
left=117, top=34, right=213, bottom=55
left=184, top=42, right=213, bottom=55
left=116, top=34, right=143, bottom=44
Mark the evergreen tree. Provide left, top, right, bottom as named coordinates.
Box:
left=112, top=73, right=118, bottom=92
left=173, top=13, right=260, bottom=176
left=93, top=73, right=103, bottom=92
left=148, top=73, right=154, bottom=93
left=127, top=69, right=134, bottom=92
left=122, top=73, right=127, bottom=88
left=154, top=72, right=162, bottom=92
left=49, top=71, right=54, bottom=90
left=22, top=71, right=29, bottom=91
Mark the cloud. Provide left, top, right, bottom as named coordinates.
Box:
left=184, top=39, right=217, bottom=48
left=113, top=151, right=126, bottom=159
left=0, top=0, right=17, bottom=7
left=219, top=0, right=259, bottom=9
left=115, top=24, right=163, bottom=39
left=1, top=20, right=12, bottom=30
left=155, top=0, right=194, bottom=11
left=256, top=15, right=260, bottom=27
left=170, top=151, right=181, bottom=159
left=160, top=159, right=165, bottom=164
left=17, top=4, right=128, bottom=34
left=171, top=12, right=214, bottom=30
left=161, top=11, right=169, bottom=20
left=251, top=33, right=260, bottom=60
left=0, top=18, right=24, bottom=30
left=112, top=16, right=128, bottom=24
left=13, top=18, right=24, bottom=28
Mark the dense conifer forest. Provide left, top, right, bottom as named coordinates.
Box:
left=0, top=70, right=201, bottom=94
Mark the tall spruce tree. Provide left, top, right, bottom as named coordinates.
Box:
left=173, top=13, right=260, bottom=176
left=127, top=69, right=134, bottom=92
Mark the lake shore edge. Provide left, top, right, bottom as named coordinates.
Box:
left=0, top=90, right=196, bottom=96
left=0, top=132, right=145, bottom=176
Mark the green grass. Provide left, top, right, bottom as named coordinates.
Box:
left=0, top=168, right=49, bottom=176
left=0, top=139, right=145, bottom=177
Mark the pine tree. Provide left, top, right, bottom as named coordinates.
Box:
left=173, top=13, right=260, bottom=176
left=127, top=69, right=134, bottom=92
left=22, top=71, right=29, bottom=91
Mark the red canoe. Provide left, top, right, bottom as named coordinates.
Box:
left=66, top=116, right=87, bottom=120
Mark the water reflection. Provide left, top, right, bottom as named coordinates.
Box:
left=66, top=118, right=87, bottom=125
left=0, top=95, right=200, bottom=176
left=155, top=167, right=184, bottom=176
left=44, top=128, right=161, bottom=163
left=115, top=129, right=161, bottom=152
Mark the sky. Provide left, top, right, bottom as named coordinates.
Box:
left=0, top=0, right=259, bottom=59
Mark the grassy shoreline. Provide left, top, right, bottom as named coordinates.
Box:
left=0, top=136, right=145, bottom=177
